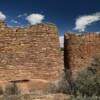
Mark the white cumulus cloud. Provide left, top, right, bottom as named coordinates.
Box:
left=26, top=13, right=44, bottom=25
left=59, top=36, right=64, bottom=47
left=74, top=12, right=100, bottom=32
left=0, top=11, right=6, bottom=21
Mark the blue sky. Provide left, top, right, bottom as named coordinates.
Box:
left=0, top=0, right=100, bottom=36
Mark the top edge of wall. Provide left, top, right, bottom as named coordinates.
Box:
left=64, top=32, right=100, bottom=37
left=0, top=21, right=58, bottom=32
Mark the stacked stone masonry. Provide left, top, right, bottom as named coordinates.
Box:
left=0, top=20, right=100, bottom=94
left=0, top=21, right=63, bottom=83
left=64, top=32, right=100, bottom=77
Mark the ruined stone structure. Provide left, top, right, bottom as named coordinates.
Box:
left=64, top=32, right=100, bottom=77
left=0, top=20, right=100, bottom=96
left=0, top=21, right=63, bottom=93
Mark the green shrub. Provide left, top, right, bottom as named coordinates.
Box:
left=47, top=80, right=70, bottom=94
left=60, top=48, right=64, bottom=51
left=46, top=73, right=71, bottom=94
left=71, top=95, right=100, bottom=100
left=74, top=56, right=100, bottom=96
left=4, top=83, right=20, bottom=95
left=0, top=86, right=3, bottom=95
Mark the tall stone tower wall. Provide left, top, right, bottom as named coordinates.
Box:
left=0, top=22, right=63, bottom=83
left=64, top=32, right=100, bottom=77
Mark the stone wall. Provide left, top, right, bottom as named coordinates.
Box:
left=64, top=32, right=100, bottom=77
left=0, top=21, right=63, bottom=92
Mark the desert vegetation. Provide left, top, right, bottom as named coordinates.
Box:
left=70, top=55, right=100, bottom=99
left=47, top=55, right=100, bottom=100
